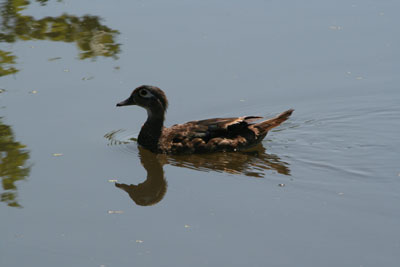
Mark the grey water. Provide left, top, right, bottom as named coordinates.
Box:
left=1, top=0, right=399, bottom=266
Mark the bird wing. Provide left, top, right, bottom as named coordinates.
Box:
left=163, top=116, right=263, bottom=143
left=158, top=110, right=293, bottom=153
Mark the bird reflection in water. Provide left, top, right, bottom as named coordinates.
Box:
left=115, top=148, right=167, bottom=207
left=114, top=145, right=290, bottom=207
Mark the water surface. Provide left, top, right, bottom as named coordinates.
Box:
left=1, top=0, right=400, bottom=266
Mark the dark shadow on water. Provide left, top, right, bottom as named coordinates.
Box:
left=0, top=0, right=120, bottom=77
left=114, top=145, right=290, bottom=207
left=115, top=148, right=167, bottom=207
left=0, top=118, right=31, bottom=208
left=165, top=146, right=290, bottom=177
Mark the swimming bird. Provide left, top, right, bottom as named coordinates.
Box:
left=116, top=85, right=293, bottom=154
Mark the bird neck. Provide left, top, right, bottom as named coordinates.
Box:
left=138, top=107, right=165, bottom=152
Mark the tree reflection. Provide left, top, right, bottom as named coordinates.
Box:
left=0, top=0, right=120, bottom=76
left=0, top=50, right=17, bottom=76
left=114, top=145, right=290, bottom=207
left=0, top=118, right=30, bottom=208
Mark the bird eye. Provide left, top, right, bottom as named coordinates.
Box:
left=139, top=89, right=148, bottom=97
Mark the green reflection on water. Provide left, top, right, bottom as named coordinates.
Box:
left=0, top=0, right=120, bottom=76
left=0, top=118, right=30, bottom=208
left=0, top=50, right=18, bottom=76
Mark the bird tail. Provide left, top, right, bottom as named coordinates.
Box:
left=255, top=109, right=294, bottom=135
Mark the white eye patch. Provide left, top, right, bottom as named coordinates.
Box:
left=139, top=89, right=154, bottom=98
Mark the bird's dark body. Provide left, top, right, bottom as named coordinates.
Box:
left=117, top=85, right=293, bottom=154
left=159, top=117, right=263, bottom=154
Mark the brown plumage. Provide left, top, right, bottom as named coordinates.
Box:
left=117, top=85, right=293, bottom=154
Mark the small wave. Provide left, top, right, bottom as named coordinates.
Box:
left=104, top=129, right=139, bottom=155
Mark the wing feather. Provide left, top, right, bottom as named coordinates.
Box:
left=162, top=116, right=262, bottom=144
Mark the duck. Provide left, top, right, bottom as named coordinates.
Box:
left=116, top=85, right=293, bottom=154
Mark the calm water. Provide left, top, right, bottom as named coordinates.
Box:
left=1, top=0, right=400, bottom=266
